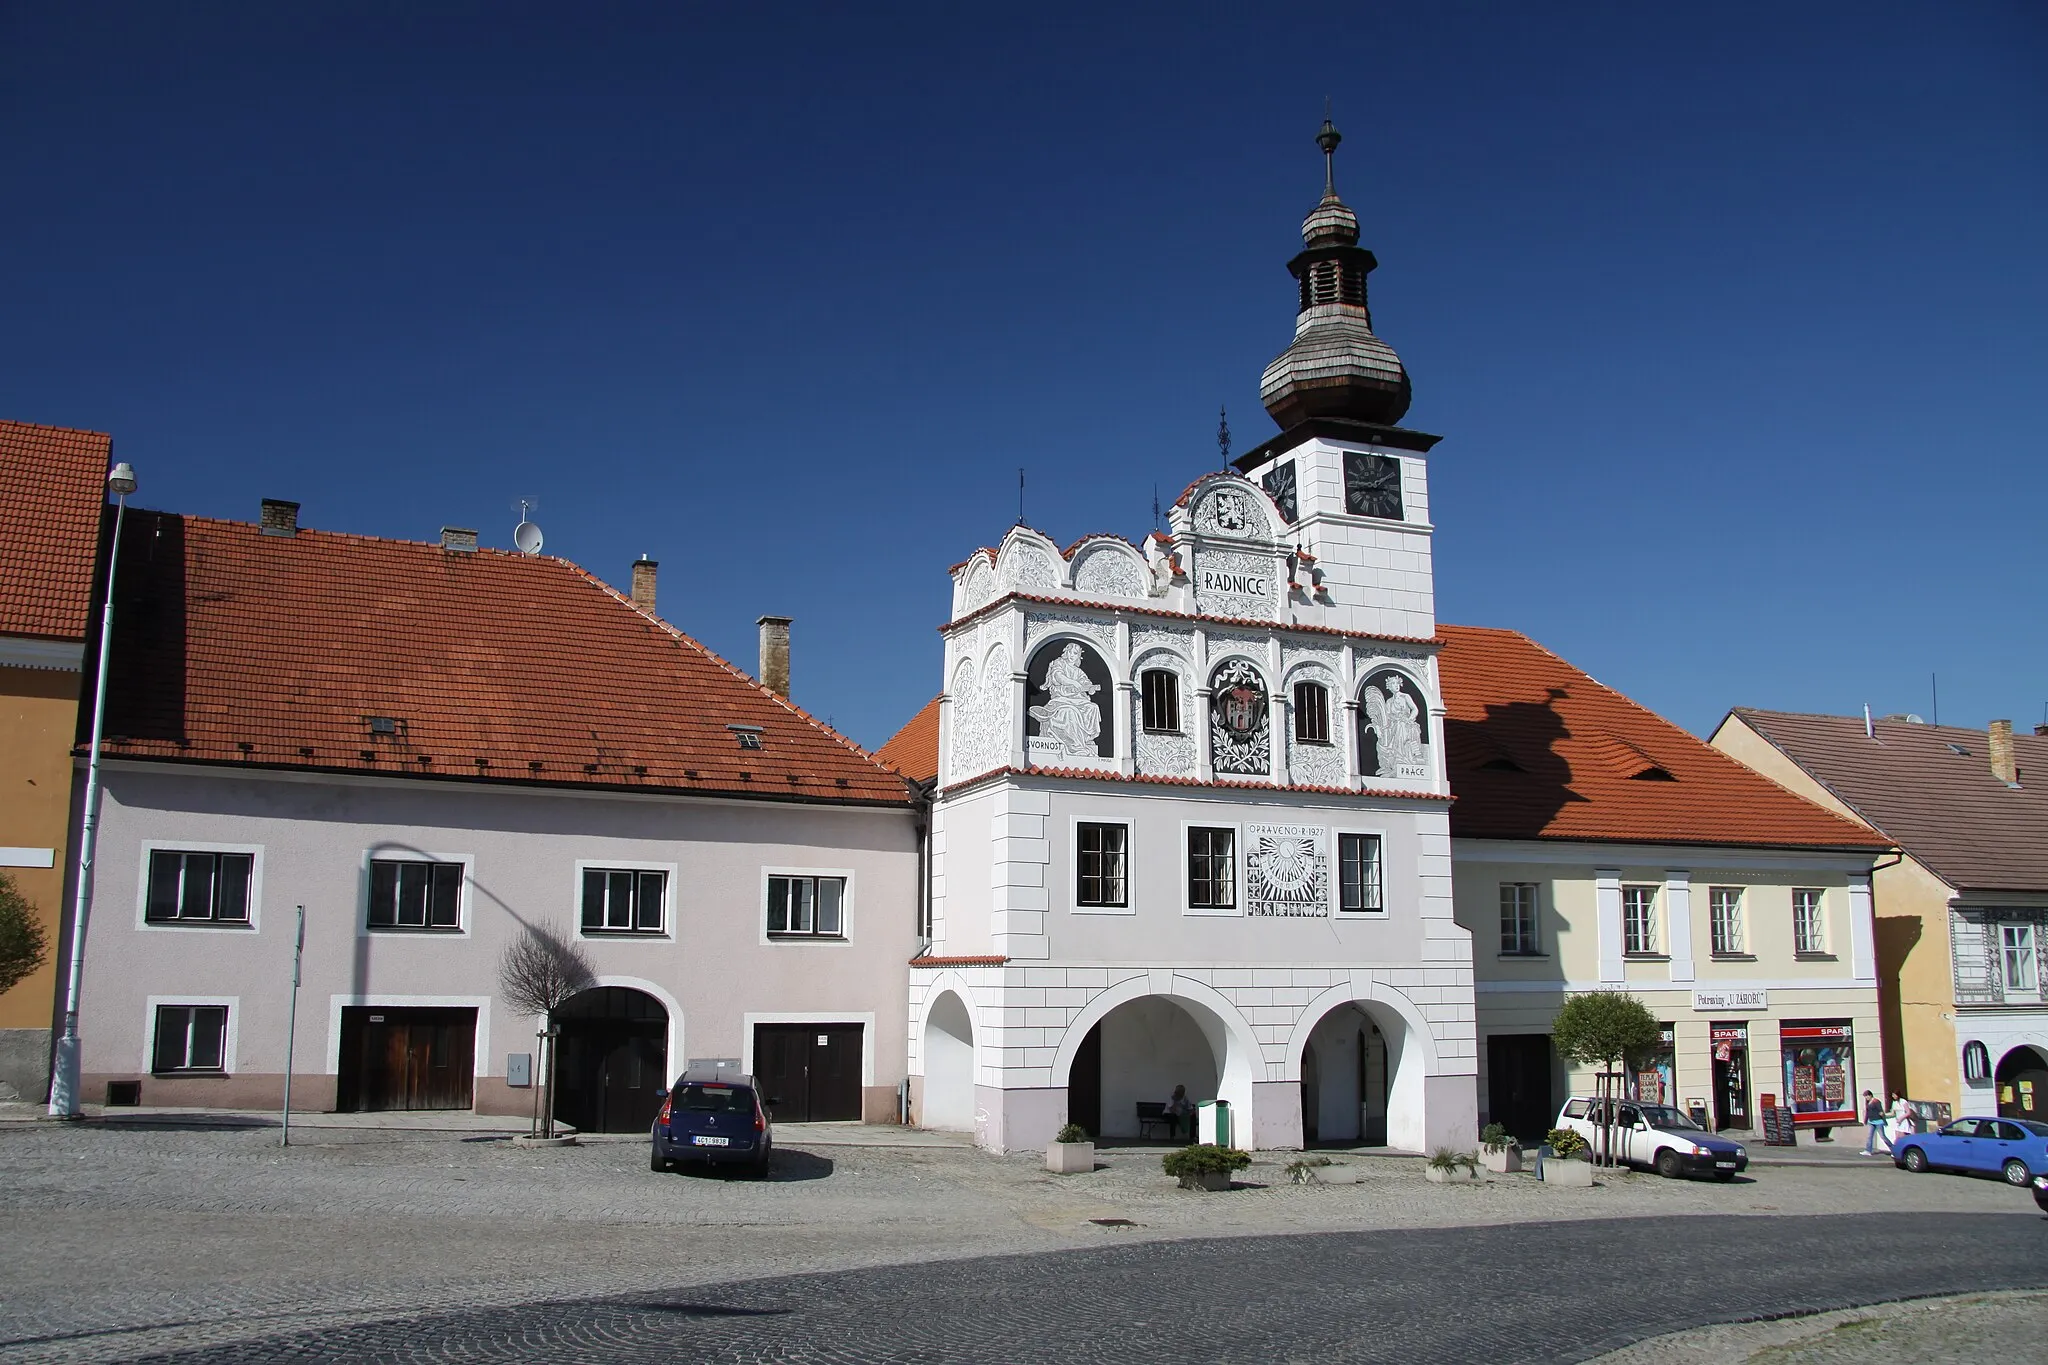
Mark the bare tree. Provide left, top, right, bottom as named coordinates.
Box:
left=497, top=925, right=594, bottom=1138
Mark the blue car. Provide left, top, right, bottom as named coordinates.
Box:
left=1894, top=1115, right=2048, bottom=1187
left=651, top=1069, right=773, bottom=1178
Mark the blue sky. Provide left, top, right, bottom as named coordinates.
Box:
left=4, top=3, right=2042, bottom=750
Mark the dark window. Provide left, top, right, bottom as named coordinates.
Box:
left=1076, top=823, right=1128, bottom=908
left=581, top=868, right=667, bottom=934
left=153, top=1005, right=228, bottom=1073
left=368, top=859, right=463, bottom=930
left=1293, top=682, right=1331, bottom=744
left=145, top=851, right=252, bottom=924
left=1140, top=669, right=1180, bottom=733
left=1187, top=827, right=1236, bottom=909
left=767, top=875, right=846, bottom=938
left=672, top=1083, right=756, bottom=1114
left=1339, top=833, right=1383, bottom=912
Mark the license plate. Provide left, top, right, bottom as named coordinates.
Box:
left=1715, top=1161, right=1736, bottom=1168
left=692, top=1135, right=730, bottom=1147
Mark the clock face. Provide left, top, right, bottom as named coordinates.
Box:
left=1261, top=461, right=1298, bottom=523
left=1343, top=452, right=1403, bottom=520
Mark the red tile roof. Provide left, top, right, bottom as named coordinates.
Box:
left=95, top=510, right=913, bottom=805
left=876, top=694, right=941, bottom=782
left=1439, top=626, right=1888, bottom=851
left=1726, top=710, right=2048, bottom=893
left=0, top=420, right=113, bottom=641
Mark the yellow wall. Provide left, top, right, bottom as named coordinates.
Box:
left=0, top=664, right=80, bottom=1032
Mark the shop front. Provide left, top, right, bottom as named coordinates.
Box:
left=1628, top=1024, right=1676, bottom=1107
left=1711, top=1022, right=1751, bottom=1131
left=1779, top=1021, right=1856, bottom=1128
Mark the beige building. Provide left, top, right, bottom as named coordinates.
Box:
left=0, top=421, right=112, bottom=1101
left=1440, top=628, right=1892, bottom=1141
left=1712, top=710, right=2048, bottom=1125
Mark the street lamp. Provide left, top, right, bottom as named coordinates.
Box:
left=48, top=461, right=137, bottom=1117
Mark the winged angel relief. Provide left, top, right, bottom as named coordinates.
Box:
left=1362, top=674, right=1428, bottom=779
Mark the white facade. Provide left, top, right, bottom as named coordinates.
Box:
left=913, top=442, right=1480, bottom=1154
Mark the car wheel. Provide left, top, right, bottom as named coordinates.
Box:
left=1654, top=1149, right=1684, bottom=1179
left=650, top=1147, right=670, bottom=1174
left=2002, top=1158, right=2031, bottom=1187
left=1901, top=1146, right=1929, bottom=1173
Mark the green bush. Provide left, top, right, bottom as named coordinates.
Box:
left=1546, top=1128, right=1589, bottom=1159
left=1429, top=1146, right=1479, bottom=1174
left=1054, top=1123, right=1089, bottom=1144
left=1161, top=1144, right=1251, bottom=1178
left=0, top=872, right=49, bottom=998
left=1479, top=1123, right=1514, bottom=1151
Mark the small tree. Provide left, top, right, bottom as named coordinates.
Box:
left=0, top=872, right=50, bottom=998
left=497, top=925, right=595, bottom=1137
left=1551, top=990, right=1659, bottom=1166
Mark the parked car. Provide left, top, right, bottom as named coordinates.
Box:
left=1556, top=1097, right=1749, bottom=1180
left=1892, top=1116, right=2048, bottom=1187
left=651, top=1069, right=773, bottom=1178
left=2034, top=1172, right=2048, bottom=1214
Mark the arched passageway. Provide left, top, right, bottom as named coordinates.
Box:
left=1996, top=1044, right=2048, bottom=1122
left=922, top=991, right=977, bottom=1132
left=1296, top=998, right=1427, bottom=1152
left=554, top=986, right=669, bottom=1134
left=1063, top=994, right=1251, bottom=1141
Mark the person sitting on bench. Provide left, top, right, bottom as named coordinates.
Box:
left=1163, top=1085, right=1195, bottom=1141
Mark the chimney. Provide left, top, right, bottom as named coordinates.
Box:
left=440, top=527, right=478, bottom=554
left=631, top=555, right=658, bottom=614
left=757, top=615, right=792, bottom=698
left=260, top=499, right=300, bottom=537
left=1988, top=719, right=2017, bottom=785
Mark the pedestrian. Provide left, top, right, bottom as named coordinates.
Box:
left=1859, top=1090, right=1891, bottom=1155
left=1887, top=1092, right=1917, bottom=1148
left=1163, top=1084, right=1195, bottom=1141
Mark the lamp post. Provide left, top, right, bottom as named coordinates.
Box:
left=48, top=462, right=137, bottom=1118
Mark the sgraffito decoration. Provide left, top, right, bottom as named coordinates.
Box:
left=1025, top=640, right=1112, bottom=762
left=1358, top=667, right=1428, bottom=780
left=1245, top=824, right=1330, bottom=917
left=1209, top=658, right=1270, bottom=776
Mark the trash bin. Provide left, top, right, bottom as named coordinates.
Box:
left=1197, top=1099, right=1232, bottom=1147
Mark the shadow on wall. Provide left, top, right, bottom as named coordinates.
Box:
left=1439, top=691, right=1579, bottom=839
left=96, top=508, right=188, bottom=746
left=1873, top=913, right=1922, bottom=1095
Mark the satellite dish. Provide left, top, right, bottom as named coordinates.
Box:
left=513, top=520, right=544, bottom=555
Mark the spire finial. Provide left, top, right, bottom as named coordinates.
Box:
left=1317, top=101, right=1341, bottom=198
left=1217, top=405, right=1232, bottom=467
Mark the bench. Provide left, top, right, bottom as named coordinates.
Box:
left=1136, top=1101, right=1183, bottom=1142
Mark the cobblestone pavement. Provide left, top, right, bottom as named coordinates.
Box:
left=0, top=1121, right=2042, bottom=1362
left=1589, top=1290, right=2048, bottom=1363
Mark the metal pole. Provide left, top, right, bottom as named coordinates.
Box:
left=48, top=481, right=130, bottom=1118
left=280, top=905, right=305, bottom=1148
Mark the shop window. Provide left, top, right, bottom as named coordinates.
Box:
left=1779, top=1022, right=1855, bottom=1125
left=1628, top=1025, right=1675, bottom=1106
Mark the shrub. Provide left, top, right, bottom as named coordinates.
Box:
left=1429, top=1146, right=1479, bottom=1174
left=1161, top=1144, right=1251, bottom=1179
left=1284, top=1155, right=1332, bottom=1184
left=1054, top=1123, right=1089, bottom=1144
left=1546, top=1128, right=1589, bottom=1159
left=1479, top=1123, right=1514, bottom=1151
left=0, top=872, right=49, bottom=998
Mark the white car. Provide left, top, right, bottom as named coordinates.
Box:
left=1557, top=1097, right=1749, bottom=1180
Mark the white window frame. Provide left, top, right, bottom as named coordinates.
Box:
left=2000, top=923, right=2040, bottom=1000
left=1792, top=888, right=1829, bottom=956
left=1499, top=882, right=1541, bottom=955
left=1181, top=820, right=1242, bottom=917
left=1069, top=816, right=1133, bottom=915
left=572, top=859, right=679, bottom=938
left=1333, top=826, right=1388, bottom=917
left=135, top=840, right=265, bottom=932
left=144, top=995, right=239, bottom=1075
left=1622, top=884, right=1660, bottom=956
left=760, top=866, right=855, bottom=945
left=1708, top=886, right=1746, bottom=956
left=358, top=847, right=475, bottom=938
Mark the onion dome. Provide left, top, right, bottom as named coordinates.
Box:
left=1259, top=118, right=1411, bottom=429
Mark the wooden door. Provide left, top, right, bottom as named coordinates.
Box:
left=339, top=1007, right=475, bottom=1112
left=753, top=1023, right=864, bottom=1122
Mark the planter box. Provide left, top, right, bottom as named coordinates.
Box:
left=1482, top=1146, right=1522, bottom=1174
left=1541, top=1157, right=1594, bottom=1187
left=1179, top=1170, right=1234, bottom=1191
left=1045, top=1140, right=1094, bottom=1174
left=1425, top=1164, right=1481, bottom=1183
left=1312, top=1163, right=1361, bottom=1185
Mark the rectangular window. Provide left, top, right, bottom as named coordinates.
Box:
left=1337, top=833, right=1382, bottom=912
left=1141, top=670, right=1180, bottom=733
left=1293, top=682, right=1331, bottom=744
left=1187, top=827, right=1236, bottom=910
left=1623, top=885, right=1659, bottom=955
left=1500, top=883, right=1540, bottom=954
left=367, top=859, right=463, bottom=930
left=1709, top=887, right=1745, bottom=955
left=1793, top=889, right=1827, bottom=955
left=153, top=1005, right=228, bottom=1073
left=2002, top=924, right=2039, bottom=995
left=581, top=868, right=667, bottom=934
left=767, top=875, right=846, bottom=938
left=1076, top=823, right=1128, bottom=908
left=145, top=851, right=253, bottom=924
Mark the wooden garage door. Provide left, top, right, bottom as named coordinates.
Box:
left=338, top=1007, right=477, bottom=1112
left=753, top=1023, right=863, bottom=1122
